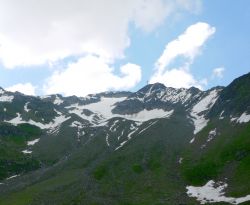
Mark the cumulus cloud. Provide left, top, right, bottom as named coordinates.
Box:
left=150, top=68, right=205, bottom=89
left=0, top=0, right=202, bottom=68
left=212, top=67, right=225, bottom=79
left=150, top=22, right=216, bottom=89
left=6, top=83, right=36, bottom=95
left=43, top=55, right=141, bottom=96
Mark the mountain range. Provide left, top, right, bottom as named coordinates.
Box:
left=0, top=72, right=249, bottom=205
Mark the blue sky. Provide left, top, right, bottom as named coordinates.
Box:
left=0, top=0, right=249, bottom=96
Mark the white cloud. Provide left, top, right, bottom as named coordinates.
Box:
left=132, top=0, right=172, bottom=32
left=43, top=55, right=141, bottom=96
left=212, top=67, right=225, bottom=79
left=151, top=68, right=206, bottom=89
left=6, top=83, right=36, bottom=95
left=176, top=0, right=202, bottom=14
left=155, top=22, right=216, bottom=72
left=0, top=0, right=202, bottom=68
left=150, top=22, right=216, bottom=89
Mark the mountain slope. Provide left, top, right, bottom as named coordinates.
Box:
left=0, top=73, right=249, bottom=204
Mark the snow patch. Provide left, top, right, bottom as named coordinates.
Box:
left=219, top=110, right=225, bottom=119
left=54, top=95, right=64, bottom=105
left=191, top=89, right=220, bottom=134
left=123, top=109, right=173, bottom=122
left=39, top=95, right=50, bottom=99
left=5, top=113, right=23, bottom=124
left=0, top=88, right=5, bottom=94
left=186, top=180, right=250, bottom=204
left=106, top=134, right=110, bottom=146
left=27, top=138, right=40, bottom=146
left=117, top=130, right=124, bottom=141
left=237, top=112, right=250, bottom=123
left=115, top=124, right=140, bottom=150
left=138, top=121, right=157, bottom=134
left=5, top=112, right=70, bottom=132
left=24, top=102, right=31, bottom=112
left=207, top=128, right=216, bottom=142
left=127, top=127, right=138, bottom=140
left=190, top=137, right=195, bottom=144
left=69, top=121, right=85, bottom=141
left=22, top=150, right=32, bottom=154
left=67, top=97, right=173, bottom=126
left=0, top=95, right=14, bottom=102
left=82, top=97, right=126, bottom=119
left=110, top=120, right=119, bottom=132
left=70, top=121, right=83, bottom=128
left=115, top=140, right=128, bottom=151
left=230, top=112, right=250, bottom=124
left=6, top=175, right=20, bottom=180
left=162, top=88, right=193, bottom=104
left=231, top=117, right=238, bottom=122
left=68, top=107, right=98, bottom=124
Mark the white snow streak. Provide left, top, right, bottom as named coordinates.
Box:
left=191, top=89, right=220, bottom=134
left=69, top=121, right=85, bottom=141
left=219, top=110, right=225, bottom=119
left=22, top=150, right=32, bottom=154
left=24, top=102, right=31, bottom=112
left=110, top=120, right=119, bottom=132
left=127, top=127, right=139, bottom=140
left=138, top=121, right=158, bottom=134
left=189, top=137, right=195, bottom=144
left=106, top=134, right=110, bottom=146
left=27, top=138, right=40, bottom=146
left=117, top=130, right=124, bottom=140
left=115, top=140, right=128, bottom=151
left=231, top=117, right=238, bottom=122
left=115, top=124, right=140, bottom=150
left=207, top=128, right=216, bottom=142
left=6, top=175, right=20, bottom=180
left=5, top=112, right=70, bottom=132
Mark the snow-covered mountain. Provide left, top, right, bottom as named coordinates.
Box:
left=0, top=72, right=250, bottom=205
left=0, top=83, right=228, bottom=134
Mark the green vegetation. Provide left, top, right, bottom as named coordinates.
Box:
left=0, top=123, right=42, bottom=180
left=0, top=169, right=81, bottom=205
left=93, top=165, right=107, bottom=180
left=181, top=122, right=250, bottom=197
left=0, top=73, right=250, bottom=204
left=132, top=164, right=143, bottom=173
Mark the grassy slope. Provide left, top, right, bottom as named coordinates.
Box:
left=0, top=118, right=249, bottom=204
left=181, top=120, right=250, bottom=197
left=0, top=117, right=198, bottom=205
left=0, top=123, right=42, bottom=180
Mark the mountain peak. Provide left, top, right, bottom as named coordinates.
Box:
left=138, top=82, right=166, bottom=94
left=0, top=87, right=5, bottom=94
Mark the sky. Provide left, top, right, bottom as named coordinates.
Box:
left=0, top=0, right=249, bottom=96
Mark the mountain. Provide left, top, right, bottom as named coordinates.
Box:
left=0, top=73, right=249, bottom=204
